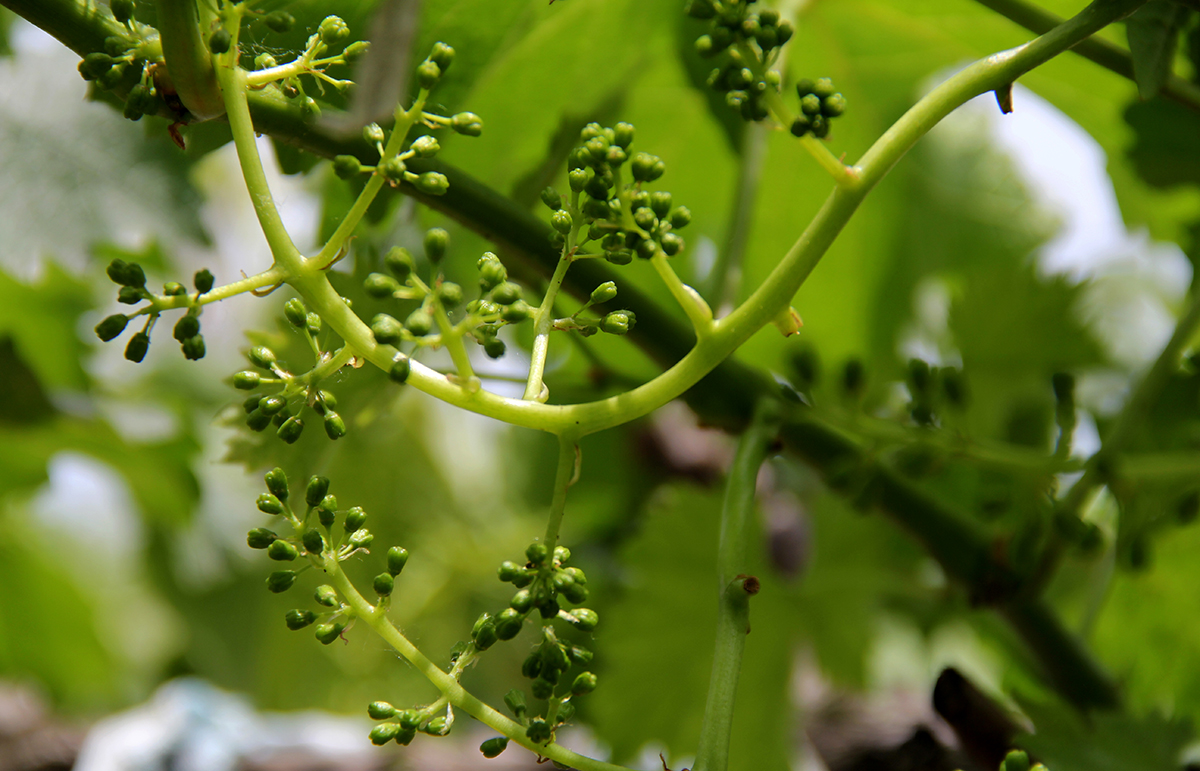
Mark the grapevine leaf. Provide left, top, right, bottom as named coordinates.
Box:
left=1124, top=0, right=1191, bottom=100
left=1017, top=698, right=1193, bottom=771
left=1125, top=97, right=1200, bottom=188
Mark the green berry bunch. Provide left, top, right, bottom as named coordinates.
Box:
left=94, top=261, right=213, bottom=362
left=364, top=230, right=533, bottom=363
left=789, top=78, right=847, bottom=139
left=550, top=280, right=637, bottom=338
left=331, top=42, right=480, bottom=196
left=543, top=121, right=691, bottom=266
left=689, top=0, right=794, bottom=122
left=77, top=0, right=176, bottom=119
left=248, top=15, right=370, bottom=122
left=231, top=296, right=357, bottom=443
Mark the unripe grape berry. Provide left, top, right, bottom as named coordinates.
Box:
left=315, top=620, right=346, bottom=645
left=248, top=346, right=276, bottom=369
left=405, top=309, right=433, bottom=337
left=389, top=355, right=411, bottom=384
left=267, top=539, right=298, bottom=561
left=368, top=701, right=397, bottom=720
left=246, top=528, right=277, bottom=549
left=387, top=546, right=409, bottom=575
left=343, top=506, right=367, bottom=532
left=285, top=609, right=316, bottom=630
left=373, top=572, right=395, bottom=596
left=371, top=314, right=404, bottom=346
left=333, top=155, right=362, bottom=179
left=323, top=412, right=346, bottom=440
left=208, top=29, right=232, bottom=55
left=302, top=528, right=324, bottom=555
left=568, top=608, right=598, bottom=632
left=95, top=314, right=129, bottom=342
left=257, top=492, right=284, bottom=515
left=479, top=736, right=508, bottom=758
left=369, top=723, right=402, bottom=745
left=283, top=298, right=307, bottom=328
left=430, top=41, right=455, bottom=72
left=125, top=332, right=150, bottom=363
left=414, top=171, right=449, bottom=196
left=263, top=11, right=294, bottom=32
left=451, top=112, right=483, bottom=136
left=495, top=608, right=523, bottom=640
left=363, top=272, right=400, bottom=299
left=264, top=468, right=288, bottom=501
left=424, top=228, right=449, bottom=262
left=267, top=570, right=296, bottom=593
left=511, top=589, right=533, bottom=613
left=415, top=60, right=441, bottom=90
left=572, top=671, right=598, bottom=695
left=306, top=476, right=330, bottom=507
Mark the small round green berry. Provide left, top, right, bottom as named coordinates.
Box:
left=511, top=589, right=533, bottom=613
left=333, top=155, right=363, bottom=180
left=233, top=371, right=261, bottom=390
left=302, top=528, right=325, bottom=555
left=451, top=112, right=483, bottom=136
left=267, top=539, right=298, bottom=561
left=172, top=315, right=199, bottom=342
left=315, top=620, right=346, bottom=645
left=248, top=346, right=277, bottom=370
left=368, top=701, right=397, bottom=720
left=285, top=609, right=316, bottom=630
left=266, top=570, right=296, bottom=593
left=95, top=314, right=129, bottom=342
left=305, top=476, right=330, bottom=507
left=388, top=355, right=411, bottom=384
left=208, top=28, right=232, bottom=55
left=568, top=608, right=599, bottom=632
left=124, top=332, right=150, bottom=363
left=600, top=310, right=636, bottom=335
left=194, top=269, right=214, bottom=294
left=322, top=412, right=346, bottom=440
left=263, top=10, right=294, bottom=32
left=257, top=492, right=284, bottom=515
left=283, top=298, right=307, bottom=328
left=424, top=228, right=449, bottom=262
left=414, top=171, right=449, bottom=196
left=526, top=542, right=549, bottom=566
left=246, top=528, right=277, bottom=549
left=415, top=60, right=441, bottom=90
left=495, top=608, right=523, bottom=640
left=479, top=737, right=508, bottom=759
left=387, top=546, right=409, bottom=575
left=318, top=15, right=350, bottom=45
left=405, top=309, right=433, bottom=337
left=660, top=232, right=684, bottom=256
left=373, top=572, right=395, bottom=596
left=363, top=273, right=400, bottom=299
left=572, top=671, right=598, bottom=695
left=371, top=314, right=404, bottom=346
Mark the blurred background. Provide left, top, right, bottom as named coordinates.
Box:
left=1, top=0, right=1199, bottom=769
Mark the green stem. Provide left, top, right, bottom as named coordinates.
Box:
left=431, top=301, right=476, bottom=381
left=703, top=121, right=768, bottom=308
left=320, top=555, right=632, bottom=771
left=542, top=435, right=579, bottom=549
left=694, top=404, right=776, bottom=771
left=156, top=0, right=225, bottom=120
left=525, top=245, right=576, bottom=402
left=134, top=266, right=286, bottom=313
left=969, top=0, right=1200, bottom=112
left=651, top=254, right=714, bottom=335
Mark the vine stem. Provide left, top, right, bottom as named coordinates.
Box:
left=693, top=403, right=776, bottom=771
left=525, top=240, right=577, bottom=402
left=651, top=254, right=714, bottom=336
left=542, top=435, right=580, bottom=549
left=319, top=554, right=633, bottom=771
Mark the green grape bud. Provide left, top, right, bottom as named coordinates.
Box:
left=491, top=282, right=522, bottom=306
left=841, top=358, right=866, bottom=399
left=812, top=77, right=836, bottom=98
left=423, top=717, right=449, bottom=735
left=233, top=371, right=260, bottom=390
left=95, top=314, right=129, bottom=342
left=193, top=269, right=214, bottom=294
left=540, top=187, right=562, bottom=211
left=247, top=528, right=277, bottom=549
left=526, top=718, right=551, bottom=744
left=333, top=155, right=363, bottom=180
left=117, top=286, right=143, bottom=304
left=267, top=539, right=298, bottom=561
left=172, top=315, right=199, bottom=342
left=263, top=11, right=294, bottom=32
left=124, top=332, right=150, bottom=363
left=511, top=568, right=534, bottom=588
left=343, top=41, right=369, bottom=62
left=80, top=52, right=113, bottom=80
left=498, top=560, right=523, bottom=582
left=384, top=246, right=414, bottom=279
left=104, top=36, right=128, bottom=56
left=306, top=476, right=330, bottom=507
left=257, top=395, right=286, bottom=416
left=368, top=701, right=397, bottom=720
left=568, top=608, right=598, bottom=632
left=600, top=310, right=635, bottom=335
left=502, top=301, right=531, bottom=323
left=397, top=709, right=421, bottom=730
left=314, top=584, right=339, bottom=607
left=267, top=570, right=296, bottom=592
left=277, top=416, right=304, bottom=444
left=254, top=52, right=277, bottom=70
left=631, top=153, right=665, bottom=182
left=483, top=339, right=506, bottom=359
left=478, top=255, right=508, bottom=289
left=530, top=678, right=553, bottom=700
left=369, top=723, right=402, bottom=745
left=302, top=528, right=325, bottom=555
left=567, top=644, right=593, bottom=664
left=526, top=542, right=549, bottom=566
left=437, top=282, right=463, bottom=308
left=315, top=620, right=346, bottom=645
left=348, top=529, right=374, bottom=549
left=610, top=122, right=634, bottom=150
left=304, top=312, right=322, bottom=337
left=405, top=309, right=433, bottom=337
left=495, top=608, right=523, bottom=640
left=551, top=209, right=573, bottom=235
left=414, top=171, right=450, bottom=196
left=111, top=0, right=135, bottom=23
left=774, top=19, right=794, bottom=43
left=389, top=355, right=411, bottom=384
left=568, top=169, right=588, bottom=192
left=285, top=609, right=316, bottom=630
left=790, top=114, right=811, bottom=137
left=521, top=650, right=542, bottom=680
left=649, top=191, right=673, bottom=218
left=538, top=598, right=560, bottom=619
left=373, top=572, right=395, bottom=596
left=248, top=346, right=277, bottom=370
left=317, top=497, right=337, bottom=528
left=755, top=24, right=778, bottom=50
left=416, top=60, right=441, bottom=90
left=606, top=249, right=633, bottom=266
left=364, top=272, right=401, bottom=298
left=562, top=581, right=588, bottom=605
left=474, top=620, right=498, bottom=650
left=695, top=34, right=719, bottom=58
left=257, top=492, right=284, bottom=515
left=660, top=232, right=684, bottom=256
left=323, top=411, right=346, bottom=440
left=387, top=546, right=409, bottom=575
left=424, top=228, right=449, bottom=262
left=394, top=728, right=416, bottom=746
left=430, top=42, right=455, bottom=71
left=800, top=93, right=822, bottom=116
left=318, top=15, right=350, bottom=45
left=822, top=93, right=847, bottom=117
left=371, top=314, right=404, bottom=346
left=245, top=410, right=272, bottom=432
left=1003, top=750, right=1031, bottom=771
left=361, top=123, right=385, bottom=145
left=410, top=135, right=440, bottom=158
left=181, top=335, right=205, bottom=361
left=377, top=156, right=406, bottom=183
left=451, top=112, right=483, bottom=136
left=107, top=258, right=146, bottom=287
left=164, top=281, right=187, bottom=296
left=553, top=545, right=570, bottom=563
left=283, top=298, right=306, bottom=328
left=503, top=689, right=526, bottom=717
left=122, top=85, right=149, bottom=120
left=479, top=736, right=508, bottom=758
left=571, top=672, right=598, bottom=695
left=343, top=506, right=367, bottom=532
left=264, top=468, right=288, bottom=500
left=208, top=28, right=232, bottom=55
left=511, top=589, right=533, bottom=613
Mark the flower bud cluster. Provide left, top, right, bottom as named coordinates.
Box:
left=95, top=260, right=213, bottom=362
left=790, top=78, right=847, bottom=139
left=689, top=0, right=794, bottom=123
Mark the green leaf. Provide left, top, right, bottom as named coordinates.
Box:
left=1125, top=97, right=1200, bottom=188
left=1017, top=698, right=1193, bottom=771
left=1124, top=0, right=1191, bottom=100
left=0, top=262, right=93, bottom=391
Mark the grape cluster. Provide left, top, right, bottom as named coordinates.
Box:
left=688, top=0, right=793, bottom=123
left=789, top=78, right=847, bottom=139
left=94, top=260, right=213, bottom=362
